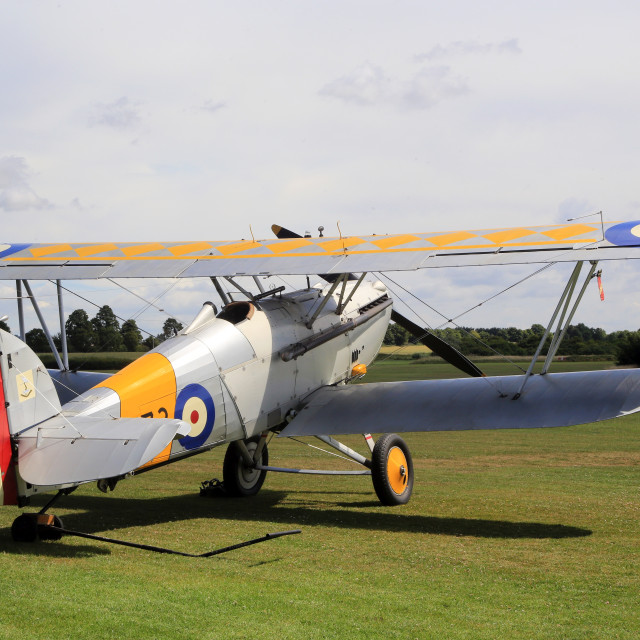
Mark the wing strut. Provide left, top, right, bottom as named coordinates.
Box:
left=56, top=280, right=70, bottom=370
left=21, top=280, right=65, bottom=371
left=514, top=261, right=598, bottom=398
left=305, top=273, right=348, bottom=328
left=16, top=280, right=25, bottom=340
left=210, top=276, right=230, bottom=305
left=336, top=272, right=367, bottom=315
left=541, top=261, right=599, bottom=373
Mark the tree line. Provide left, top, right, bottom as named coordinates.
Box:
left=1, top=306, right=184, bottom=353
left=3, top=310, right=640, bottom=365
left=384, top=321, right=640, bottom=364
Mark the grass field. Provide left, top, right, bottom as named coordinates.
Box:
left=1, top=361, right=639, bottom=639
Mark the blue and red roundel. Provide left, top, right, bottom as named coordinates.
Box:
left=604, top=221, right=640, bottom=246
left=174, top=384, right=215, bottom=450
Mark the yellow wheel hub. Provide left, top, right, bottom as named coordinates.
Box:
left=386, top=446, right=409, bottom=495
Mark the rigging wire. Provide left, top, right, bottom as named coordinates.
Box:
left=382, top=263, right=555, bottom=329
left=381, top=283, right=527, bottom=375
left=288, top=437, right=363, bottom=465
left=373, top=263, right=560, bottom=376
left=107, top=278, right=187, bottom=325
left=49, top=278, right=183, bottom=372
left=48, top=280, right=156, bottom=339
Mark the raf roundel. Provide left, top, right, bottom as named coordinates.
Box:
left=604, top=221, right=640, bottom=247
left=174, top=384, right=215, bottom=450
left=0, top=244, right=31, bottom=259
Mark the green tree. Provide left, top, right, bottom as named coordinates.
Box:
left=66, top=309, right=96, bottom=352
left=142, top=334, right=158, bottom=350
left=617, top=331, right=640, bottom=366
left=25, top=328, right=49, bottom=352
left=92, top=305, right=125, bottom=352
left=154, top=317, right=183, bottom=344
left=147, top=318, right=185, bottom=347
left=383, top=323, right=409, bottom=346
left=121, top=319, right=143, bottom=351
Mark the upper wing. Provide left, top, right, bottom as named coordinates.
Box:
left=279, top=369, right=640, bottom=437
left=2, top=220, right=640, bottom=279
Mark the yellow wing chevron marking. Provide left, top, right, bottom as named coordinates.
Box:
left=10, top=223, right=605, bottom=262
left=540, top=224, right=598, bottom=240
left=30, top=244, right=73, bottom=257
left=75, top=243, right=121, bottom=257
left=168, top=242, right=213, bottom=256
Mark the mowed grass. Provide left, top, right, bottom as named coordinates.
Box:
left=1, top=361, right=639, bottom=639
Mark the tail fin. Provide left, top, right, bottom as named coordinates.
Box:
left=0, top=328, right=62, bottom=505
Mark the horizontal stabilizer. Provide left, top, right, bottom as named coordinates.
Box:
left=18, top=415, right=189, bottom=486
left=280, top=369, right=640, bottom=437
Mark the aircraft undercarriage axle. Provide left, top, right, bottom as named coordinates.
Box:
left=205, top=432, right=414, bottom=506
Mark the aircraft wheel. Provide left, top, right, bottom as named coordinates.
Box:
left=38, top=515, right=64, bottom=541
left=371, top=433, right=414, bottom=506
left=223, top=437, right=269, bottom=497
left=11, top=514, right=39, bottom=542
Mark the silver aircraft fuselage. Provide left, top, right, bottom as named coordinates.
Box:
left=17, top=279, right=391, bottom=499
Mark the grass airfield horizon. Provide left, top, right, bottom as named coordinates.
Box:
left=1, top=360, right=639, bottom=639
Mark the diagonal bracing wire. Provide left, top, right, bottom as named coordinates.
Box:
left=374, top=263, right=560, bottom=376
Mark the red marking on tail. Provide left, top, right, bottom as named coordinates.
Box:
left=0, top=365, right=18, bottom=505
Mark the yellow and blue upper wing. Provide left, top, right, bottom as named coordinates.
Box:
left=1, top=220, right=640, bottom=279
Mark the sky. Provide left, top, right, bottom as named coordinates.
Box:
left=1, top=0, right=640, bottom=340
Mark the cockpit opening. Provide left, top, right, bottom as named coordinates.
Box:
left=216, top=301, right=255, bottom=325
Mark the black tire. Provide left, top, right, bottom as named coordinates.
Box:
left=222, top=436, right=269, bottom=497
left=11, top=514, right=38, bottom=542
left=371, top=433, right=414, bottom=506
left=38, top=515, right=64, bottom=541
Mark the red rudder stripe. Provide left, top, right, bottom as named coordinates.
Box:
left=0, top=363, right=18, bottom=505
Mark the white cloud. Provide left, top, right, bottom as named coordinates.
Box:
left=319, top=62, right=468, bottom=110
left=88, top=97, right=142, bottom=131
left=0, top=156, right=29, bottom=189
left=416, top=39, right=522, bottom=62
left=404, top=66, right=469, bottom=109
left=319, top=63, right=391, bottom=107
left=199, top=100, right=226, bottom=114
left=0, top=156, right=51, bottom=212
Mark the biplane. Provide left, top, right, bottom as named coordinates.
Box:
left=2, top=219, right=640, bottom=546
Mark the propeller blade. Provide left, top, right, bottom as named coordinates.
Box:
left=271, top=224, right=357, bottom=282
left=390, top=310, right=484, bottom=378
left=271, top=224, right=302, bottom=239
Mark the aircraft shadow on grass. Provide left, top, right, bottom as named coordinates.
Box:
left=0, top=488, right=591, bottom=557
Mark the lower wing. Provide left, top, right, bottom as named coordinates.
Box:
left=280, top=369, right=640, bottom=437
